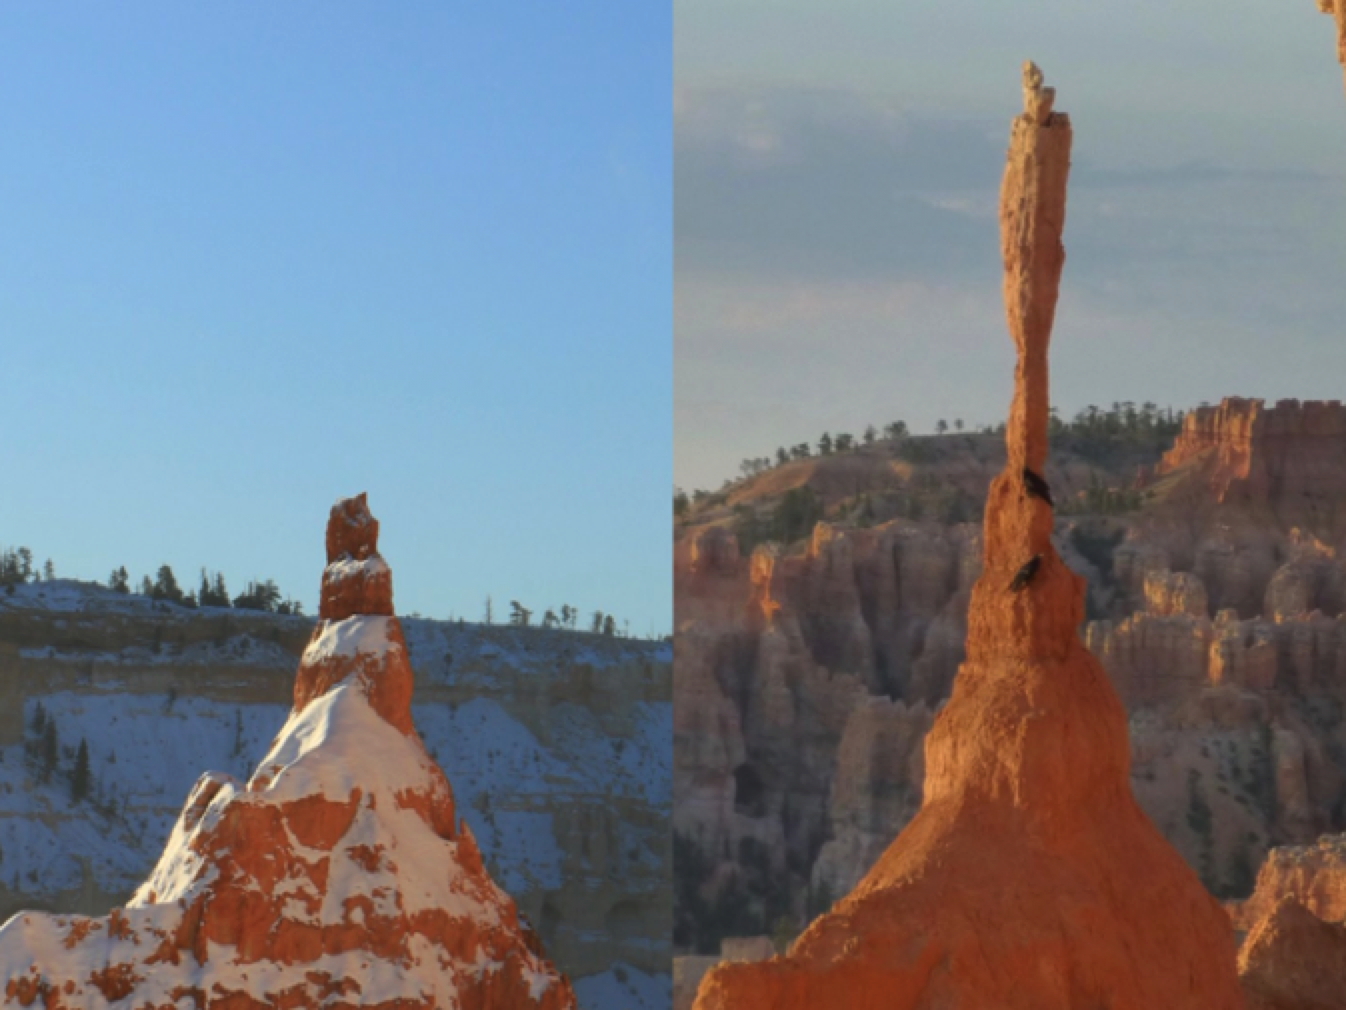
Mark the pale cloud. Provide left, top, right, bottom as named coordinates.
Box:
left=675, top=34, right=1346, bottom=491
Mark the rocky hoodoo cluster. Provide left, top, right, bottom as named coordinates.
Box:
left=1232, top=834, right=1346, bottom=1009
left=1155, top=396, right=1346, bottom=529
left=673, top=512, right=967, bottom=929
left=0, top=494, right=576, bottom=1009
left=693, top=67, right=1244, bottom=1009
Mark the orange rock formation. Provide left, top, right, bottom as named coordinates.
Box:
left=0, top=493, right=576, bottom=1009
left=1233, top=834, right=1346, bottom=934
left=1238, top=897, right=1346, bottom=1010
left=1232, top=836, right=1346, bottom=1007
left=692, top=66, right=1245, bottom=1010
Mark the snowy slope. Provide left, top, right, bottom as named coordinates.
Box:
left=0, top=581, right=671, bottom=1009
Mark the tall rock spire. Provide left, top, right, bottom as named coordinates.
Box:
left=0, top=494, right=577, bottom=1009
left=294, top=493, right=413, bottom=733
left=691, top=67, right=1246, bottom=1010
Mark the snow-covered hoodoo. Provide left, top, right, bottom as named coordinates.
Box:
left=0, top=493, right=576, bottom=1010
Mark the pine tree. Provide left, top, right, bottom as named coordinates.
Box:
left=40, top=719, right=58, bottom=784
left=233, top=578, right=281, bottom=612
left=152, top=565, right=186, bottom=604
left=71, top=738, right=90, bottom=802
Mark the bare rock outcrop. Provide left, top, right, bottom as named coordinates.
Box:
left=673, top=517, right=970, bottom=948
left=1235, top=834, right=1346, bottom=932
left=1145, top=568, right=1210, bottom=617
left=0, top=494, right=575, bottom=1009
left=1157, top=398, right=1346, bottom=535
left=1239, top=896, right=1346, bottom=1010
left=809, top=696, right=932, bottom=902
left=693, top=67, right=1243, bottom=1010
left=1234, top=835, right=1346, bottom=1007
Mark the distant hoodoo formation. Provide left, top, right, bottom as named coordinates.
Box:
left=0, top=493, right=576, bottom=1009
left=1156, top=396, right=1346, bottom=519
left=692, top=65, right=1245, bottom=1010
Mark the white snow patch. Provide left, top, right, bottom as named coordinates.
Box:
left=325, top=555, right=390, bottom=583
left=249, top=679, right=433, bottom=802
left=302, top=616, right=395, bottom=664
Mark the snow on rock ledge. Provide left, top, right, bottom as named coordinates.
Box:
left=0, top=493, right=576, bottom=1009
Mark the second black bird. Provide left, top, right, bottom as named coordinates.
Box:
left=1008, top=554, right=1044, bottom=592
left=1023, top=467, right=1054, bottom=507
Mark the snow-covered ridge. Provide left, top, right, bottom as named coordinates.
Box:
left=0, top=678, right=572, bottom=1007
left=325, top=554, right=390, bottom=583
left=301, top=615, right=396, bottom=665
left=0, top=579, right=671, bottom=1010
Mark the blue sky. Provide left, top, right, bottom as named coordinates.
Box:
left=675, top=0, right=1346, bottom=490
left=0, top=5, right=671, bottom=634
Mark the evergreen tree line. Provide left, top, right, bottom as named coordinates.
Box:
left=677, top=402, right=1188, bottom=517
left=733, top=486, right=827, bottom=554
left=1, top=543, right=302, bottom=615
left=1, top=547, right=54, bottom=586
left=106, top=565, right=302, bottom=614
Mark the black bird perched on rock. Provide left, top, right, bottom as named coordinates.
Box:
left=1023, top=467, right=1054, bottom=507
left=1008, top=554, right=1043, bottom=592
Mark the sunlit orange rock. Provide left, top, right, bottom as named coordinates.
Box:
left=1233, top=834, right=1346, bottom=934
left=692, top=65, right=1245, bottom=1010
left=1238, top=896, right=1346, bottom=1010
left=1156, top=398, right=1346, bottom=527
left=0, top=494, right=576, bottom=1009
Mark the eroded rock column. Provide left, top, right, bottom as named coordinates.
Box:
left=691, top=65, right=1245, bottom=1010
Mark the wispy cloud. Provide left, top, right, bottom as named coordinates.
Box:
left=675, top=83, right=1346, bottom=490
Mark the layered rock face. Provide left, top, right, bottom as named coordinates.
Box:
left=1233, top=834, right=1346, bottom=1009
left=1233, top=834, right=1346, bottom=933
left=1156, top=397, right=1346, bottom=531
left=693, top=68, right=1244, bottom=1009
left=673, top=521, right=965, bottom=942
left=1238, top=897, right=1346, bottom=1010
left=0, top=494, right=576, bottom=1009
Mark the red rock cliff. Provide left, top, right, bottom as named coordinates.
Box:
left=1156, top=397, right=1346, bottom=519
left=0, top=493, right=576, bottom=1010
left=692, top=66, right=1245, bottom=1010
